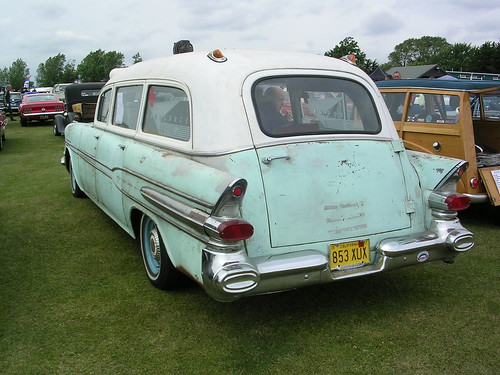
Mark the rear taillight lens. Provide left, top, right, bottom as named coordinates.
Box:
left=218, top=220, right=254, bottom=241
left=444, top=194, right=470, bottom=211
left=470, top=178, right=479, bottom=188
left=429, top=192, right=471, bottom=212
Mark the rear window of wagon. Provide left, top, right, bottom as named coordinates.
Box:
left=254, top=76, right=381, bottom=137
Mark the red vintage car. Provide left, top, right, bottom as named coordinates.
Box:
left=19, top=93, right=64, bottom=127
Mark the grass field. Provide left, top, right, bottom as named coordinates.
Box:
left=1, top=119, right=498, bottom=375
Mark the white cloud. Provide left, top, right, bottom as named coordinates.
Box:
left=1, top=0, right=499, bottom=80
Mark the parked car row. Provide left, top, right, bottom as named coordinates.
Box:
left=62, top=49, right=474, bottom=302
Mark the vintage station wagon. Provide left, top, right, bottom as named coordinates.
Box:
left=63, top=50, right=474, bottom=301
left=377, top=79, right=500, bottom=206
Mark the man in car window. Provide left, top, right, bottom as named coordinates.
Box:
left=259, top=86, right=293, bottom=131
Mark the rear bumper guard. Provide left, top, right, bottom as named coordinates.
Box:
left=202, top=219, right=474, bottom=302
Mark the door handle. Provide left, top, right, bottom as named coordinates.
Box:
left=261, top=155, right=290, bottom=165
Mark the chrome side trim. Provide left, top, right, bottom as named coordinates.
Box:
left=141, top=187, right=245, bottom=252
left=463, top=193, right=489, bottom=204
left=141, top=187, right=209, bottom=229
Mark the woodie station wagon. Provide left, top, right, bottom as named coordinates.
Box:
left=377, top=79, right=500, bottom=206
left=63, top=49, right=474, bottom=301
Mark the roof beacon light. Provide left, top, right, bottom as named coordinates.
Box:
left=208, top=49, right=227, bottom=63
left=341, top=54, right=357, bottom=65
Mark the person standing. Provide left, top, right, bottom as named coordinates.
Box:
left=4, top=85, right=15, bottom=120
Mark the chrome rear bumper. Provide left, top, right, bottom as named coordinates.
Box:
left=202, top=218, right=474, bottom=302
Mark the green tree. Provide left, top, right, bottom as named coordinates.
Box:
left=471, top=41, right=500, bottom=73
left=434, top=43, right=477, bottom=72
left=61, top=60, right=78, bottom=83
left=324, top=37, right=378, bottom=74
left=7, top=59, right=30, bottom=90
left=388, top=36, right=451, bottom=66
left=77, top=49, right=125, bottom=82
left=36, top=54, right=78, bottom=86
left=0, top=67, right=9, bottom=86
left=132, top=52, right=143, bottom=64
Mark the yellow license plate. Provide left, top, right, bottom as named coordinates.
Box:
left=329, top=240, right=370, bottom=269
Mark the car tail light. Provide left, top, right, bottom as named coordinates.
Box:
left=430, top=161, right=471, bottom=218
left=429, top=192, right=470, bottom=212
left=217, top=220, right=254, bottom=241
left=202, top=178, right=253, bottom=243
left=232, top=186, right=243, bottom=197
left=444, top=194, right=470, bottom=211
left=469, top=178, right=479, bottom=188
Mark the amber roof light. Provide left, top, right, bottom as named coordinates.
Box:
left=208, top=49, right=227, bottom=63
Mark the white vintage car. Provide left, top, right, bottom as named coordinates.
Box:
left=63, top=49, right=474, bottom=301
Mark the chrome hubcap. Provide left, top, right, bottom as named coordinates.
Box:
left=149, top=227, right=161, bottom=262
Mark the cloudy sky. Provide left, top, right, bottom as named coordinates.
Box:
left=2, top=0, right=499, bottom=81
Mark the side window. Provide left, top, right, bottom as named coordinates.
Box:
left=408, top=93, right=459, bottom=124
left=97, top=89, right=112, bottom=123
left=381, top=92, right=406, bottom=121
left=112, top=85, right=143, bottom=129
left=482, top=93, right=500, bottom=120
left=143, top=86, right=190, bottom=141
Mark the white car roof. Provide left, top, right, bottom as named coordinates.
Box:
left=107, top=50, right=397, bottom=153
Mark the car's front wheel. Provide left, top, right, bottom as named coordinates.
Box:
left=140, top=214, right=179, bottom=290
left=20, top=117, right=27, bottom=127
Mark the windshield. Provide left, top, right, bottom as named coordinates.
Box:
left=27, top=95, right=57, bottom=102
left=254, top=77, right=381, bottom=137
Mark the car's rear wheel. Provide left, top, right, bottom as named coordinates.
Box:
left=140, top=214, right=179, bottom=290
left=69, top=159, right=85, bottom=198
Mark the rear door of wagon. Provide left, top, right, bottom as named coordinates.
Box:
left=251, top=76, right=412, bottom=248
left=256, top=140, right=411, bottom=247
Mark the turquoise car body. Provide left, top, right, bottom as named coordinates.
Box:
left=63, top=50, right=473, bottom=301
